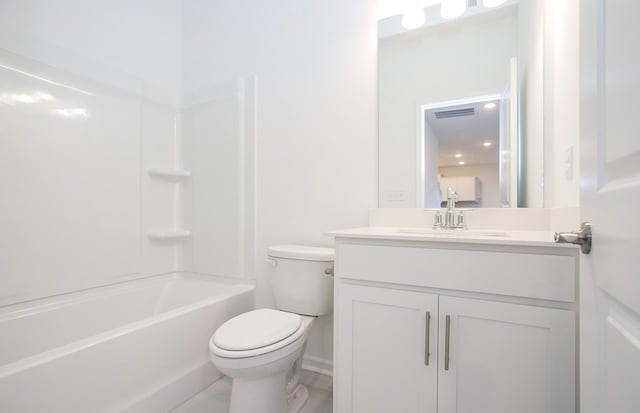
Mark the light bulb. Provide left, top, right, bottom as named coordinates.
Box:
left=53, top=108, right=90, bottom=119
left=441, top=0, right=466, bottom=19
left=483, top=0, right=508, bottom=8
left=402, top=9, right=426, bottom=30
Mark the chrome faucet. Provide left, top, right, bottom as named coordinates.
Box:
left=432, top=187, right=467, bottom=230
left=445, top=187, right=456, bottom=227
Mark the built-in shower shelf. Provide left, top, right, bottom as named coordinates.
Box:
left=147, top=168, right=191, bottom=180
left=147, top=230, right=192, bottom=241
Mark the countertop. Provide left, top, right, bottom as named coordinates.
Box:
left=326, top=227, right=579, bottom=249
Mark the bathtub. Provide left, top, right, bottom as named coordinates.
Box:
left=0, top=272, right=254, bottom=412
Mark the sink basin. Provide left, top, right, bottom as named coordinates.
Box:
left=394, top=228, right=510, bottom=238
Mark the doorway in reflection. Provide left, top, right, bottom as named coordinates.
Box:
left=421, top=94, right=514, bottom=208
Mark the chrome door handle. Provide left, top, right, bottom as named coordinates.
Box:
left=554, top=222, right=592, bottom=254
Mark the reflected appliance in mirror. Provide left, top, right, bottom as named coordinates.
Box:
left=378, top=0, right=544, bottom=208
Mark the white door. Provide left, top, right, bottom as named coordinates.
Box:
left=437, top=296, right=575, bottom=413
left=335, top=284, right=438, bottom=413
left=580, top=1, right=640, bottom=412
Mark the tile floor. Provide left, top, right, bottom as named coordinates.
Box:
left=171, top=370, right=332, bottom=413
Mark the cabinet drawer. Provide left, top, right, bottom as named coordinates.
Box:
left=337, top=244, right=575, bottom=302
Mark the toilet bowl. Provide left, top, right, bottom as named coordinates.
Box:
left=210, top=309, right=315, bottom=413
left=209, top=245, right=334, bottom=413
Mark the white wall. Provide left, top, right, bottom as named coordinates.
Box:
left=182, top=0, right=378, bottom=370
left=517, top=0, right=580, bottom=209
left=544, top=0, right=580, bottom=208
left=379, top=7, right=518, bottom=207
left=0, top=0, right=183, bottom=305
left=0, top=0, right=182, bottom=97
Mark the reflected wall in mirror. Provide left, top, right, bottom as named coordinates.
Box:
left=378, top=0, right=545, bottom=208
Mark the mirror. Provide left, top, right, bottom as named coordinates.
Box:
left=378, top=0, right=544, bottom=208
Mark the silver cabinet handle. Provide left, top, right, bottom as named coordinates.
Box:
left=444, top=315, right=451, bottom=371
left=424, top=312, right=431, bottom=366
left=554, top=222, right=592, bottom=254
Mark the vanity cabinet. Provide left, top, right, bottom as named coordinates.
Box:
left=333, top=239, right=577, bottom=413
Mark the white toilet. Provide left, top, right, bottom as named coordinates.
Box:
left=209, top=245, right=334, bottom=413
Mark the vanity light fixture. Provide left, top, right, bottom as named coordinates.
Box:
left=483, top=0, right=508, bottom=8
left=484, top=102, right=497, bottom=109
left=459, top=161, right=466, bottom=165
left=483, top=141, right=492, bottom=147
left=402, top=9, right=426, bottom=30
left=455, top=153, right=462, bottom=158
left=440, top=0, right=467, bottom=19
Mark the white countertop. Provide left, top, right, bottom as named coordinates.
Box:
left=326, top=227, right=578, bottom=249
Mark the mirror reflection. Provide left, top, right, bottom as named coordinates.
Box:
left=378, top=0, right=543, bottom=208
left=422, top=95, right=515, bottom=208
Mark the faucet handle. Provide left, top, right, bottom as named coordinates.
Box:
left=433, top=211, right=443, bottom=227
left=457, top=210, right=467, bottom=229
left=456, top=209, right=475, bottom=230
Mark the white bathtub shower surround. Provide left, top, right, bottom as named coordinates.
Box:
left=0, top=45, right=257, bottom=309
left=0, top=273, right=254, bottom=413
left=180, top=76, right=256, bottom=280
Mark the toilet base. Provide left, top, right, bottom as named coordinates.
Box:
left=287, top=384, right=309, bottom=413
left=229, top=373, right=287, bottom=413
left=228, top=375, right=309, bottom=413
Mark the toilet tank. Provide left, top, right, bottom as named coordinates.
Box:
left=267, top=245, right=334, bottom=316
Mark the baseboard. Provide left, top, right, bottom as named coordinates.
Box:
left=302, top=354, right=333, bottom=377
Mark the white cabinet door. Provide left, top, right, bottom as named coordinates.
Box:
left=437, top=296, right=575, bottom=413
left=335, top=284, right=438, bottom=413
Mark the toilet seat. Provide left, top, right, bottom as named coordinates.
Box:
left=211, top=309, right=306, bottom=359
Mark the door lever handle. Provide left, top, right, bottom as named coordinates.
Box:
left=554, top=222, right=592, bottom=254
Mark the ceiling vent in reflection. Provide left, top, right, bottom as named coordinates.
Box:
left=434, top=108, right=475, bottom=119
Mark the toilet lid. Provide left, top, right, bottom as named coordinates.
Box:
left=267, top=245, right=334, bottom=261
left=213, top=308, right=302, bottom=351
